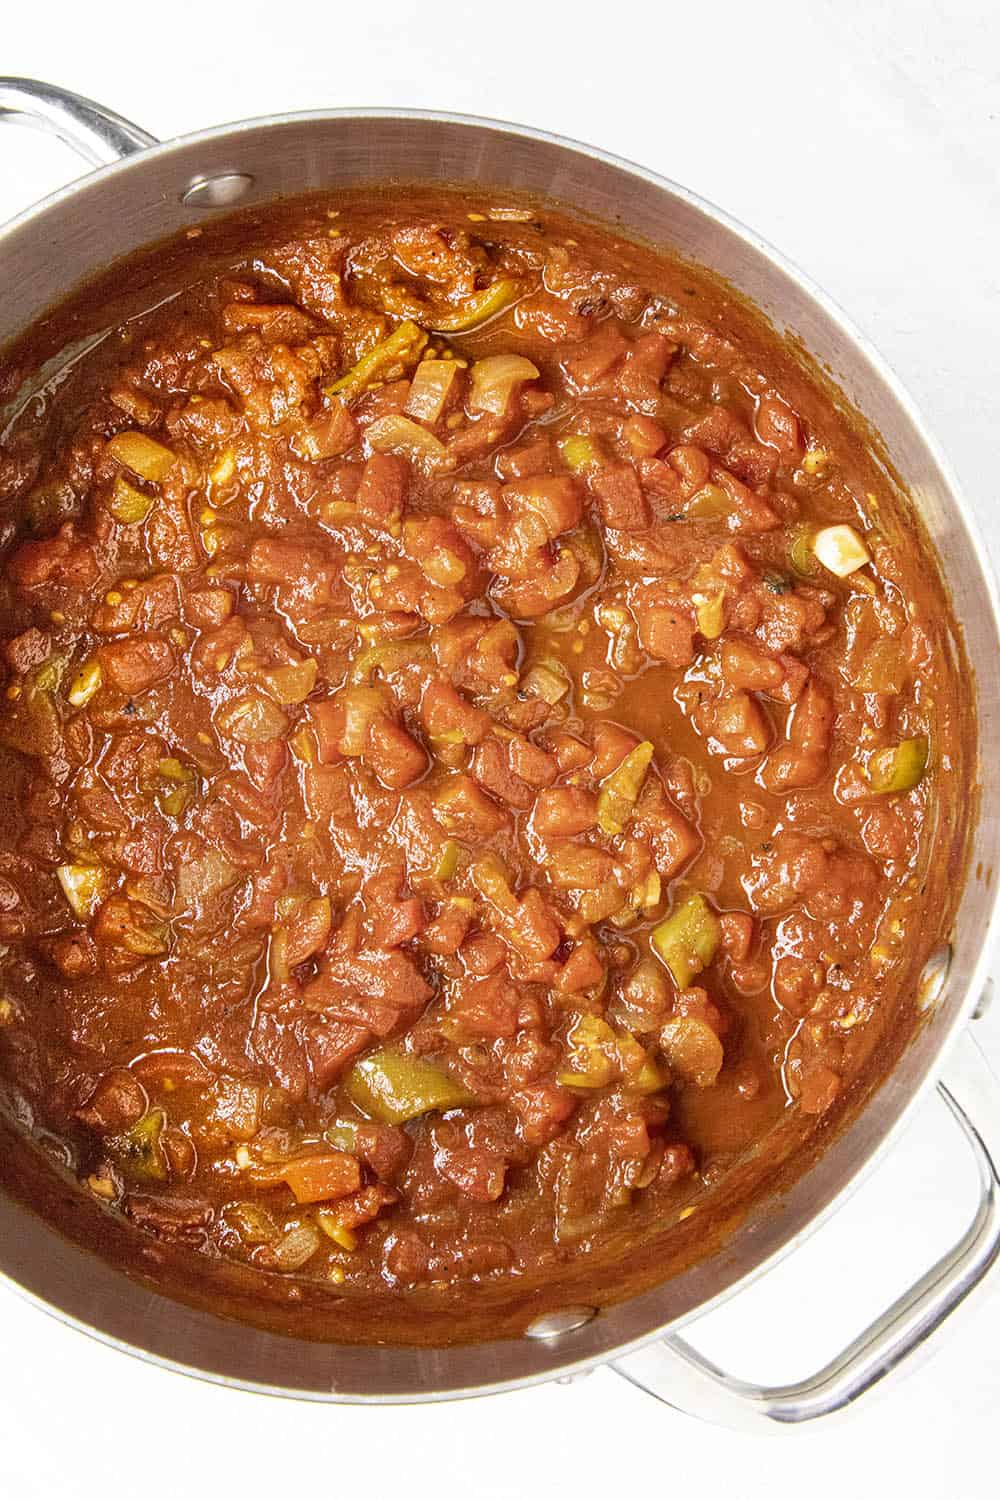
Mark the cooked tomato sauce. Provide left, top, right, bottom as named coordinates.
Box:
left=0, top=191, right=972, bottom=1327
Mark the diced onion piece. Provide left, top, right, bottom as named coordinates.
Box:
left=421, top=546, right=467, bottom=587
left=866, top=735, right=929, bottom=794
left=651, top=892, right=721, bottom=990
left=226, top=1201, right=280, bottom=1245
left=619, top=957, right=670, bottom=1027
left=686, top=483, right=732, bottom=519
left=468, top=354, right=540, bottom=416
left=520, top=661, right=570, bottom=705
left=634, top=869, right=661, bottom=911
left=470, top=853, right=517, bottom=913
left=108, top=475, right=155, bottom=523
left=102, top=898, right=170, bottom=956
left=345, top=1048, right=475, bottom=1124
left=405, top=359, right=459, bottom=423
left=56, top=863, right=108, bottom=920
left=565, top=526, right=603, bottom=587
left=366, top=414, right=448, bottom=464
left=559, top=433, right=601, bottom=472
left=273, top=894, right=331, bottom=977
left=801, top=448, right=829, bottom=475
left=67, top=658, right=103, bottom=708
left=852, top=638, right=907, bottom=695
left=106, top=432, right=177, bottom=483
left=403, top=520, right=467, bottom=584
left=429, top=278, right=522, bottom=333
left=338, top=686, right=386, bottom=756
left=659, top=1016, right=724, bottom=1088
left=262, top=658, right=319, bottom=705
left=348, top=640, right=431, bottom=685
left=812, top=524, right=871, bottom=578
left=694, top=589, right=726, bottom=640
left=270, top=1223, right=322, bottom=1271
left=268, top=924, right=290, bottom=984
left=289, top=728, right=316, bottom=764
left=274, top=890, right=308, bottom=923
left=175, top=849, right=240, bottom=909
left=327, top=321, right=428, bottom=403
left=215, top=691, right=290, bottom=744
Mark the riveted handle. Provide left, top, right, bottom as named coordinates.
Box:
left=611, top=1023, right=1000, bottom=1429
left=0, top=77, right=157, bottom=169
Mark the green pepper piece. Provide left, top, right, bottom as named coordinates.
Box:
left=433, top=840, right=461, bottom=881
left=789, top=524, right=819, bottom=577
left=866, top=735, right=929, bottom=794
left=157, top=784, right=192, bottom=817
left=109, top=475, right=155, bottom=523
left=348, top=639, right=432, bottom=685
left=326, top=321, right=429, bottom=403
left=559, top=433, right=601, bottom=473
left=852, top=640, right=907, bottom=695
left=0, top=664, right=63, bottom=757
left=33, top=655, right=68, bottom=694
left=557, top=1014, right=617, bottom=1089
left=651, top=892, right=721, bottom=991
left=429, top=279, right=522, bottom=332
left=154, top=756, right=196, bottom=816
left=615, top=1028, right=670, bottom=1095
left=108, top=1109, right=167, bottom=1181
left=597, top=740, right=654, bottom=836
left=324, top=1120, right=358, bottom=1153
left=106, top=432, right=177, bottom=483
left=344, top=1048, right=475, bottom=1124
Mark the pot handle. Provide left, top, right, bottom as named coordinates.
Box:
left=0, top=77, right=157, bottom=169
left=610, top=1020, right=1000, bottom=1429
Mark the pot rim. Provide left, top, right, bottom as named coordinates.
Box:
left=2, top=100, right=999, bottom=1403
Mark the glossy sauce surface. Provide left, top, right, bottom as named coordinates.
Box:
left=0, top=191, right=972, bottom=1322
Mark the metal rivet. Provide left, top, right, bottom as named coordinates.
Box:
left=524, top=1307, right=596, bottom=1340
left=181, top=172, right=255, bottom=208
left=917, top=944, right=952, bottom=1012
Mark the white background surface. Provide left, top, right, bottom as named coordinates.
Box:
left=1, top=2, right=999, bottom=1494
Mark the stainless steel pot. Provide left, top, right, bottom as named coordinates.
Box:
left=1, top=76, right=999, bottom=1428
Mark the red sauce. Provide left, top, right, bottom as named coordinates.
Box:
left=0, top=191, right=972, bottom=1331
